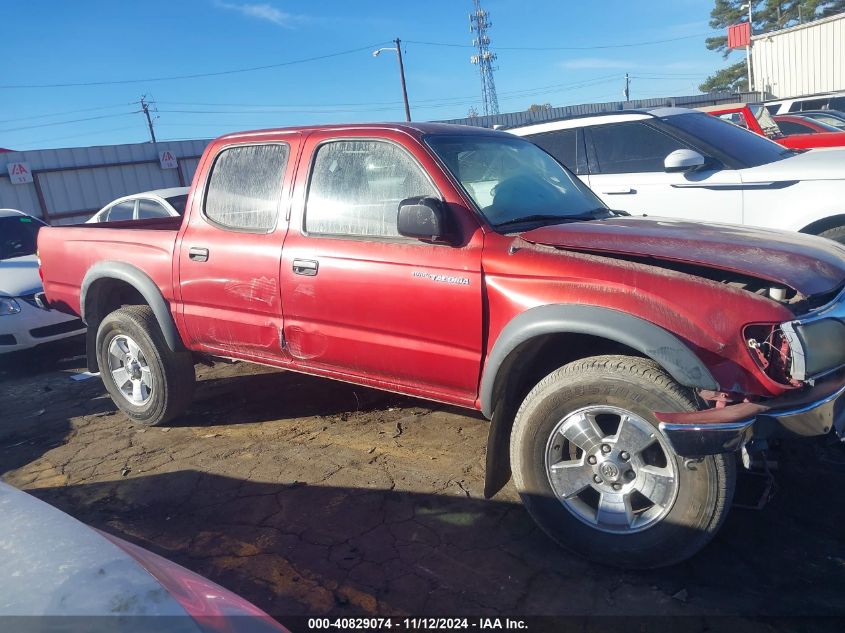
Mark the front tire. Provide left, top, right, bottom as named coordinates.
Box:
left=96, top=305, right=195, bottom=426
left=510, top=355, right=735, bottom=569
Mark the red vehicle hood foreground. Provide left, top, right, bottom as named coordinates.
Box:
left=521, top=216, right=845, bottom=297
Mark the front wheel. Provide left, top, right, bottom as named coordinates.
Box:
left=510, top=355, right=735, bottom=569
left=96, top=305, right=195, bottom=426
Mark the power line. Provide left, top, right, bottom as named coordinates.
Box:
left=152, top=75, right=622, bottom=113
left=406, top=32, right=720, bottom=50
left=0, top=42, right=392, bottom=89
left=0, top=111, right=139, bottom=134
left=0, top=102, right=134, bottom=124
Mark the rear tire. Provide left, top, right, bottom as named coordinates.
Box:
left=510, top=355, right=735, bottom=569
left=96, top=305, right=195, bottom=426
left=819, top=225, right=845, bottom=246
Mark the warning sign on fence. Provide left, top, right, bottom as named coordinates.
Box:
left=7, top=162, right=33, bottom=184
left=158, top=151, right=178, bottom=169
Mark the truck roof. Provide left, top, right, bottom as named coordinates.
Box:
left=216, top=121, right=508, bottom=142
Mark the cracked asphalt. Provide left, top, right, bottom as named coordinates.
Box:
left=2, top=340, right=845, bottom=628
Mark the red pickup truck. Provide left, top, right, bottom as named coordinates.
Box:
left=699, top=102, right=845, bottom=149
left=38, top=122, right=845, bottom=568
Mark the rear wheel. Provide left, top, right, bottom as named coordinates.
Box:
left=510, top=355, right=735, bottom=568
left=96, top=305, right=195, bottom=426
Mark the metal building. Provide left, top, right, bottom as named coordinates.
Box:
left=752, top=13, right=845, bottom=98
left=0, top=139, right=209, bottom=225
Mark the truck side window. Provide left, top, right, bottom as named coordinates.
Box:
left=204, top=144, right=289, bottom=232
left=305, top=140, right=437, bottom=238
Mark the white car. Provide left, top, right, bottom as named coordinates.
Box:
left=0, top=209, right=85, bottom=353
left=764, top=91, right=845, bottom=115
left=86, top=187, right=189, bottom=223
left=511, top=108, right=845, bottom=242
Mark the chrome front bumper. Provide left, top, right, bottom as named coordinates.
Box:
left=655, top=372, right=845, bottom=457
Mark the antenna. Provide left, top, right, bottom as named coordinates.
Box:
left=469, top=0, right=500, bottom=116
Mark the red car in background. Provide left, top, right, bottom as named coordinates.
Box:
left=773, top=114, right=843, bottom=136
left=698, top=102, right=845, bottom=149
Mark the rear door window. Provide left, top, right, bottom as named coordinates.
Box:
left=526, top=129, right=582, bottom=174
left=778, top=120, right=814, bottom=135
left=137, top=199, right=173, bottom=219
left=794, top=98, right=827, bottom=111
left=587, top=121, right=688, bottom=174
left=204, top=144, right=289, bottom=232
left=106, top=201, right=136, bottom=221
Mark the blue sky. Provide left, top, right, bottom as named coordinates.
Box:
left=0, top=0, right=736, bottom=150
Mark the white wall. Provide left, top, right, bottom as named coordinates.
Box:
left=752, top=13, right=845, bottom=98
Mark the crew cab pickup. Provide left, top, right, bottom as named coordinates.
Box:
left=38, top=123, right=845, bottom=568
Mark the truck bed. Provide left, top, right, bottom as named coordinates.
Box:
left=38, top=216, right=183, bottom=318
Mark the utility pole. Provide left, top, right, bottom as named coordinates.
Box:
left=469, top=0, right=500, bottom=116
left=394, top=38, right=411, bottom=122
left=140, top=96, right=157, bottom=143
left=373, top=40, right=412, bottom=122
left=624, top=73, right=630, bottom=101
left=741, top=2, right=754, bottom=94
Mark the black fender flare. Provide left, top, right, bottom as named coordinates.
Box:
left=479, top=304, right=719, bottom=498
left=80, top=261, right=185, bottom=354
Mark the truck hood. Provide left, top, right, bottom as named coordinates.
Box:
left=742, top=146, right=845, bottom=181
left=0, top=254, right=41, bottom=297
left=520, top=216, right=845, bottom=297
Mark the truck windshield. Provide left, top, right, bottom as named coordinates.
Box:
left=660, top=112, right=794, bottom=168
left=0, top=215, right=44, bottom=261
left=426, top=134, right=607, bottom=229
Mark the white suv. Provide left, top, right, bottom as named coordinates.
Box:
left=510, top=108, right=845, bottom=243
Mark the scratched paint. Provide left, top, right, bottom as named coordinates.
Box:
left=224, top=276, right=278, bottom=306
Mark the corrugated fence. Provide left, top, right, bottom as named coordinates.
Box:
left=439, top=91, right=767, bottom=128
left=0, top=139, right=210, bottom=225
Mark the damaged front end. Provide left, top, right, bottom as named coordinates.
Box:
left=656, top=286, right=845, bottom=457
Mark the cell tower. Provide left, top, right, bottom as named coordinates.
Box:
left=469, top=0, right=499, bottom=116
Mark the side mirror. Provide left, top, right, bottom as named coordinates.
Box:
left=664, top=149, right=706, bottom=173
left=397, top=197, right=452, bottom=244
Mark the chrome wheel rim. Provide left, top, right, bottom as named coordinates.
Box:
left=544, top=405, right=678, bottom=534
left=107, top=334, right=153, bottom=406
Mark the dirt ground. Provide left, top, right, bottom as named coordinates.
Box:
left=2, top=339, right=845, bottom=628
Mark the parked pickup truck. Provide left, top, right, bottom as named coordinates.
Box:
left=699, top=102, right=845, bottom=149
left=38, top=123, right=845, bottom=568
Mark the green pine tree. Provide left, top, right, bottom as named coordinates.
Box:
left=700, top=0, right=845, bottom=92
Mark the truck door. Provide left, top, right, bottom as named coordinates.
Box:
left=279, top=131, right=484, bottom=407
left=177, top=134, right=300, bottom=360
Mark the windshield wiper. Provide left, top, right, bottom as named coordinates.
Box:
left=494, top=214, right=570, bottom=228
left=494, top=207, right=624, bottom=229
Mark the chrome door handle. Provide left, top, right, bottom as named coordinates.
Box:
left=292, top=259, right=318, bottom=276
left=601, top=187, right=635, bottom=195
left=188, top=247, right=209, bottom=262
